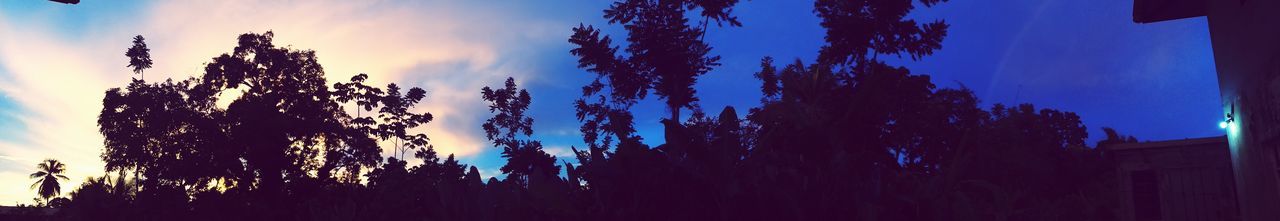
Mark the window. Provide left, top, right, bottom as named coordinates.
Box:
left=1131, top=170, right=1161, bottom=221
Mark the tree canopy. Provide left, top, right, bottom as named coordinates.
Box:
left=30, top=159, right=69, bottom=203
left=61, top=1, right=1123, bottom=220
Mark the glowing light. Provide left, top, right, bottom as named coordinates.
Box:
left=1221, top=112, right=1236, bottom=133
left=1229, top=122, right=1240, bottom=136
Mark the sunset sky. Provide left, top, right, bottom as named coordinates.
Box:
left=0, top=0, right=1220, bottom=205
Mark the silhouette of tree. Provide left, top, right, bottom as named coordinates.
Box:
left=48, top=197, right=70, bottom=208
left=813, top=0, right=948, bottom=65
left=563, top=2, right=746, bottom=219
left=570, top=0, right=742, bottom=123
left=329, top=73, right=385, bottom=181
left=96, top=31, right=450, bottom=220
left=196, top=31, right=389, bottom=196
left=735, top=0, right=954, bottom=219
left=30, top=159, right=69, bottom=204
left=1098, top=127, right=1139, bottom=147
left=108, top=35, right=161, bottom=192
left=99, top=32, right=421, bottom=220
left=65, top=1, right=1134, bottom=219
left=482, top=77, right=558, bottom=183
left=125, top=35, right=153, bottom=80
left=99, top=79, right=232, bottom=190
left=62, top=173, right=133, bottom=221
left=941, top=103, right=1102, bottom=220
left=567, top=27, right=643, bottom=157
left=897, top=86, right=987, bottom=173
left=376, top=83, right=432, bottom=160
left=367, top=157, right=409, bottom=190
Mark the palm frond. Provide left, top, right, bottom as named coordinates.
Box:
left=30, top=159, right=67, bottom=200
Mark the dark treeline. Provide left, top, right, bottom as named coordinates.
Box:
left=37, top=0, right=1125, bottom=220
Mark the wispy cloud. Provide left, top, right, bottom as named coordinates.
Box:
left=542, top=145, right=577, bottom=158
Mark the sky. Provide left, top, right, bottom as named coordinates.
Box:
left=0, top=0, right=1222, bottom=205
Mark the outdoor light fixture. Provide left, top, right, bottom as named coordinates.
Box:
left=1221, top=113, right=1235, bottom=129
left=1220, top=102, right=1238, bottom=132
left=1219, top=109, right=1240, bottom=138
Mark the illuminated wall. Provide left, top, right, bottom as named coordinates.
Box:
left=1135, top=1, right=1280, bottom=220
left=1207, top=1, right=1280, bottom=220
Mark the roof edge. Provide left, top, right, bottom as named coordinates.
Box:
left=1103, top=135, right=1226, bottom=151
left=1133, top=0, right=1208, bottom=23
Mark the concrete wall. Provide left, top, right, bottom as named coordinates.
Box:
left=1111, top=137, right=1237, bottom=221
left=1206, top=1, right=1280, bottom=220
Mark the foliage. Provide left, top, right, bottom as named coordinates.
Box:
left=68, top=1, right=1124, bottom=220
left=29, top=159, right=69, bottom=202
left=99, top=79, right=231, bottom=189
left=569, top=0, right=742, bottom=122
left=377, top=83, right=433, bottom=160
left=125, top=35, right=153, bottom=78
left=482, top=77, right=558, bottom=183
left=97, top=31, right=433, bottom=212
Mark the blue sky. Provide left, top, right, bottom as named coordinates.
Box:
left=0, top=0, right=1220, bottom=205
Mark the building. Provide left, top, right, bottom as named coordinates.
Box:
left=1106, top=136, right=1237, bottom=221
left=1133, top=1, right=1280, bottom=220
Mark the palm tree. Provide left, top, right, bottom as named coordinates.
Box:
left=30, top=159, right=69, bottom=204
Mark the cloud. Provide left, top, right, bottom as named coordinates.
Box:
left=543, top=128, right=581, bottom=137
left=0, top=14, right=117, bottom=203
left=0, top=0, right=572, bottom=204
left=138, top=0, right=572, bottom=157
left=542, top=145, right=578, bottom=158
